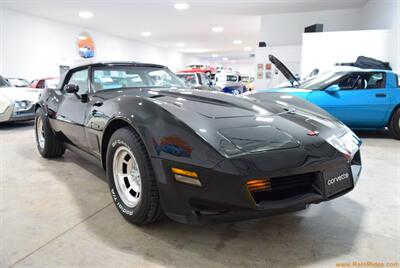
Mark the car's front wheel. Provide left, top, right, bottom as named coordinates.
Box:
left=106, top=127, right=163, bottom=225
left=35, top=107, right=65, bottom=158
left=389, top=107, right=400, bottom=139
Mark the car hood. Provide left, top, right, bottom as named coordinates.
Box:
left=269, top=54, right=300, bottom=87
left=141, top=89, right=361, bottom=159
left=253, top=87, right=312, bottom=100
left=0, top=87, right=40, bottom=102
left=258, top=87, right=312, bottom=93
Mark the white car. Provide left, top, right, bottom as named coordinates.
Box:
left=0, top=76, right=40, bottom=122
left=215, top=71, right=246, bottom=95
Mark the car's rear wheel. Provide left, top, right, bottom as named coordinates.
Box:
left=106, top=127, right=163, bottom=225
left=35, top=107, right=65, bottom=158
left=388, top=107, right=400, bottom=139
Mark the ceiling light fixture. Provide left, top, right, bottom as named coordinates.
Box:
left=212, top=26, right=224, bottom=33
left=176, top=42, right=185, bottom=47
left=230, top=60, right=237, bottom=63
left=233, top=40, right=242, bottom=45
left=78, top=11, right=93, bottom=19
left=211, top=54, right=219, bottom=58
left=141, top=32, right=152, bottom=37
left=244, top=46, right=252, bottom=51
left=222, top=57, right=229, bottom=61
left=174, top=3, right=190, bottom=10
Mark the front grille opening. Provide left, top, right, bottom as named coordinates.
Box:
left=190, top=201, right=231, bottom=216
left=249, top=172, right=318, bottom=203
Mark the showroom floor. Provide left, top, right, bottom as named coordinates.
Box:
left=1, top=121, right=399, bottom=268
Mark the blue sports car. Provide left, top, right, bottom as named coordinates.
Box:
left=255, top=55, right=400, bottom=139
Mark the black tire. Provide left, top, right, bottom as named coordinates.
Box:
left=388, top=107, right=400, bottom=139
left=35, top=107, right=65, bottom=158
left=106, top=127, right=163, bottom=225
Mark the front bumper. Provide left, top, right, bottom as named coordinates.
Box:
left=0, top=103, right=35, bottom=122
left=151, top=149, right=361, bottom=224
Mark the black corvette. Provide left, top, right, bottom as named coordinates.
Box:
left=35, top=62, right=362, bottom=225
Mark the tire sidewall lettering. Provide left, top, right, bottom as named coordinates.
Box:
left=110, top=141, right=136, bottom=216
left=111, top=188, right=134, bottom=216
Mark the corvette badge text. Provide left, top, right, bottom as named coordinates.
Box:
left=327, top=173, right=349, bottom=186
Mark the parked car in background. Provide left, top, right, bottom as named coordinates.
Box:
left=34, top=61, right=362, bottom=225
left=176, top=72, right=214, bottom=91
left=6, top=78, right=31, bottom=88
left=242, top=75, right=255, bottom=91
left=31, top=77, right=60, bottom=90
left=0, top=75, right=39, bottom=122
left=215, top=71, right=246, bottom=95
left=179, top=64, right=216, bottom=78
left=255, top=55, right=400, bottom=139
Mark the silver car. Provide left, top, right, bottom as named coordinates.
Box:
left=0, top=76, right=39, bottom=122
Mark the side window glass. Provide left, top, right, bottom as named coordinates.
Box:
left=67, top=69, right=89, bottom=94
left=396, top=74, right=400, bottom=88
left=366, top=73, right=385, bottom=89
left=338, top=74, right=358, bottom=90
left=338, top=74, right=367, bottom=90
left=200, top=74, right=208, bottom=84
left=37, top=80, right=45, bottom=89
left=196, top=74, right=202, bottom=84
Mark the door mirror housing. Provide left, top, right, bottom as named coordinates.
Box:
left=325, top=84, right=340, bottom=93
left=64, top=84, right=79, bottom=94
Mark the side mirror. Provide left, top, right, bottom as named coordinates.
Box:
left=64, top=84, right=79, bottom=94
left=325, top=84, right=340, bottom=93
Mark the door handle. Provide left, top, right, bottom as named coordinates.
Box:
left=375, top=93, right=386, bottom=98
left=93, top=101, right=103, bottom=107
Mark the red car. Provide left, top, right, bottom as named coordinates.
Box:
left=31, top=77, right=60, bottom=89
left=178, top=64, right=216, bottom=78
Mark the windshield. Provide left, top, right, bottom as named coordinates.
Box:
left=226, top=75, right=238, bottom=82
left=93, top=67, right=186, bottom=91
left=188, top=65, right=204, bottom=68
left=242, top=76, right=254, bottom=83
left=8, top=78, right=30, bottom=87
left=0, top=76, right=11, bottom=87
left=300, top=72, right=346, bottom=90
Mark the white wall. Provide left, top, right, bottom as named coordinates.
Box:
left=260, top=8, right=362, bottom=46
left=0, top=8, right=4, bottom=74
left=361, top=0, right=397, bottom=30
left=254, top=45, right=302, bottom=89
left=219, top=61, right=255, bottom=76
left=301, top=30, right=392, bottom=77
left=258, top=0, right=400, bottom=77
left=0, top=8, right=199, bottom=81
left=361, top=0, right=400, bottom=73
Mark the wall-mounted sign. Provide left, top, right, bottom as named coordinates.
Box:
left=257, top=63, right=264, bottom=79
left=77, top=32, right=95, bottom=59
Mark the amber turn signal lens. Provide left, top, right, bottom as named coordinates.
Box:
left=171, top=167, right=201, bottom=187
left=247, top=179, right=271, bottom=193
left=171, top=167, right=198, bottom=178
